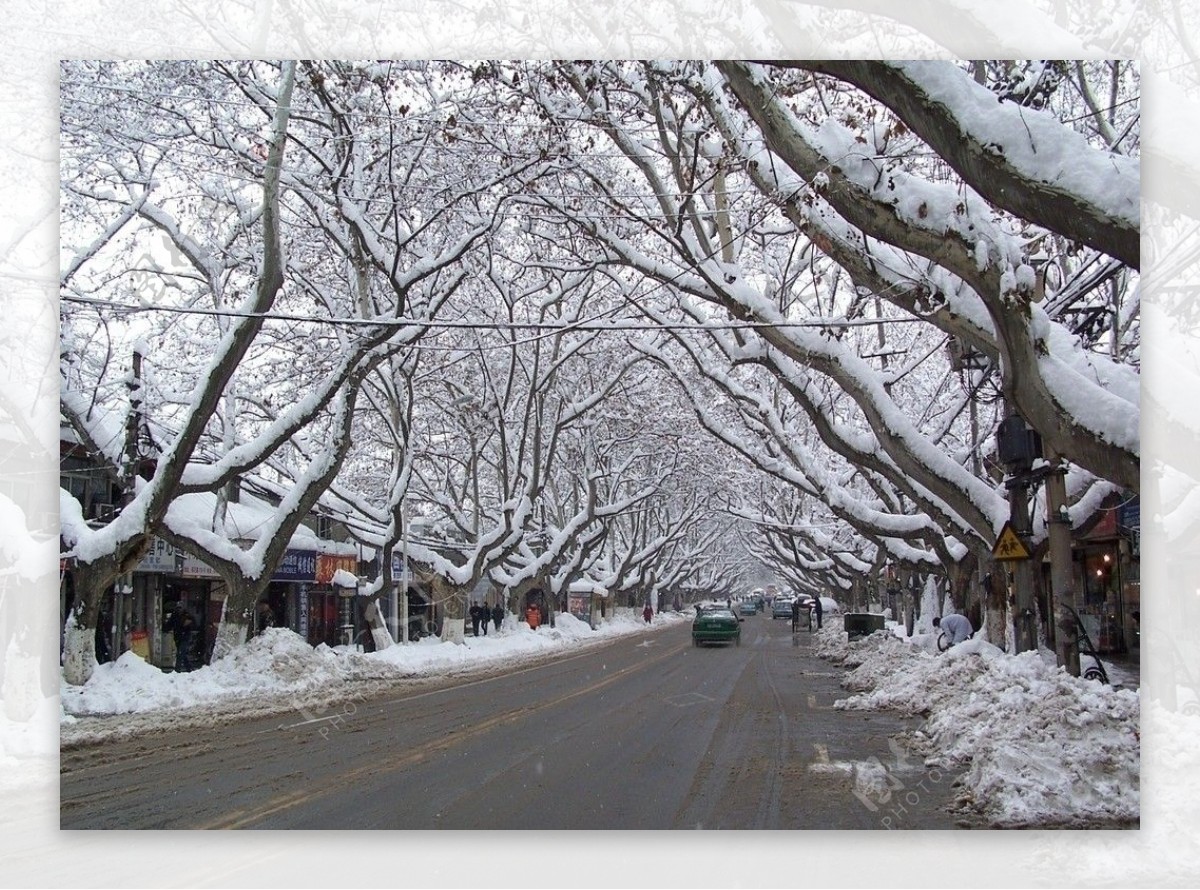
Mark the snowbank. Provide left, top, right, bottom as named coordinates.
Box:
left=817, top=622, right=1139, bottom=828
left=59, top=628, right=351, bottom=718
left=60, top=610, right=687, bottom=732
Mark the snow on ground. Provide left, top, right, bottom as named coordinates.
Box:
left=58, top=607, right=1146, bottom=831
left=815, top=621, right=1140, bottom=828
left=59, top=609, right=688, bottom=745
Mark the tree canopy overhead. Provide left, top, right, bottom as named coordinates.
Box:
left=59, top=59, right=1139, bottom=678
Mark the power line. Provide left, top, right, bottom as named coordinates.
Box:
left=60, top=292, right=931, bottom=332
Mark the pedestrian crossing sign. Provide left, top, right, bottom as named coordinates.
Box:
left=992, top=521, right=1031, bottom=561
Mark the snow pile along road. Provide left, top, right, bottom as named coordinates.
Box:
left=817, top=625, right=1140, bottom=828
left=59, top=628, right=351, bottom=718
left=59, top=610, right=689, bottom=738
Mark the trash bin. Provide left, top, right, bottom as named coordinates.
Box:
left=844, top=613, right=885, bottom=640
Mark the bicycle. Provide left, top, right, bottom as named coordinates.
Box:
left=1063, top=605, right=1111, bottom=684
left=936, top=630, right=976, bottom=652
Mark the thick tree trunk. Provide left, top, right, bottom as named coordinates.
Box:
left=983, top=564, right=1009, bottom=649
left=364, top=597, right=394, bottom=650
left=205, top=576, right=267, bottom=661
left=430, top=575, right=468, bottom=643
left=62, top=544, right=148, bottom=685
left=947, top=552, right=984, bottom=632
left=211, top=616, right=249, bottom=663
left=61, top=617, right=98, bottom=688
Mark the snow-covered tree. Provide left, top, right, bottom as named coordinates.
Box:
left=511, top=59, right=1138, bottom=645
left=59, top=59, right=1141, bottom=675
left=58, top=61, right=558, bottom=677
left=59, top=60, right=299, bottom=683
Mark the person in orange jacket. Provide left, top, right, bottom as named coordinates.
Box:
left=526, top=604, right=541, bottom=630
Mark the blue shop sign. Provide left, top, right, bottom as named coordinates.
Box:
left=1118, top=497, right=1140, bottom=531
left=272, top=549, right=317, bottom=582
left=389, top=553, right=416, bottom=582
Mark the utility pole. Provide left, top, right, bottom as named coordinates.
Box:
left=1007, top=472, right=1038, bottom=653
left=116, top=346, right=146, bottom=661
left=1045, top=447, right=1080, bottom=674
left=123, top=346, right=145, bottom=490
left=397, top=497, right=407, bottom=644
left=997, top=411, right=1041, bottom=654
left=948, top=337, right=988, bottom=628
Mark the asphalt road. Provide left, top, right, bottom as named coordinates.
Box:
left=60, top=614, right=979, bottom=829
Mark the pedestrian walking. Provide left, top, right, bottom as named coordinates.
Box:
left=790, top=598, right=801, bottom=633
left=492, top=602, right=504, bottom=633
left=813, top=596, right=823, bottom=630
left=469, top=603, right=482, bottom=637
left=643, top=603, right=653, bottom=624
left=526, top=603, right=541, bottom=630
left=164, top=603, right=197, bottom=672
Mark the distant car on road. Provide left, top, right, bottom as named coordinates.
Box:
left=692, top=607, right=742, bottom=647
left=771, top=599, right=793, bottom=620
left=737, top=599, right=758, bottom=616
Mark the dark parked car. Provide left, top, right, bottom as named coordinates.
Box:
left=692, top=607, right=742, bottom=647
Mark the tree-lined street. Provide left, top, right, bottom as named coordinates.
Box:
left=56, top=59, right=1142, bottom=834
left=59, top=60, right=1139, bottom=675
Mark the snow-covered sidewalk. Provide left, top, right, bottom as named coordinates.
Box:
left=60, top=609, right=692, bottom=745
left=815, top=620, right=1140, bottom=828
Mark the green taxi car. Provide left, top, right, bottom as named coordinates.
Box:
left=692, top=606, right=742, bottom=647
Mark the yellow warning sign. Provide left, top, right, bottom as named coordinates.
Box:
left=992, top=521, right=1031, bottom=561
